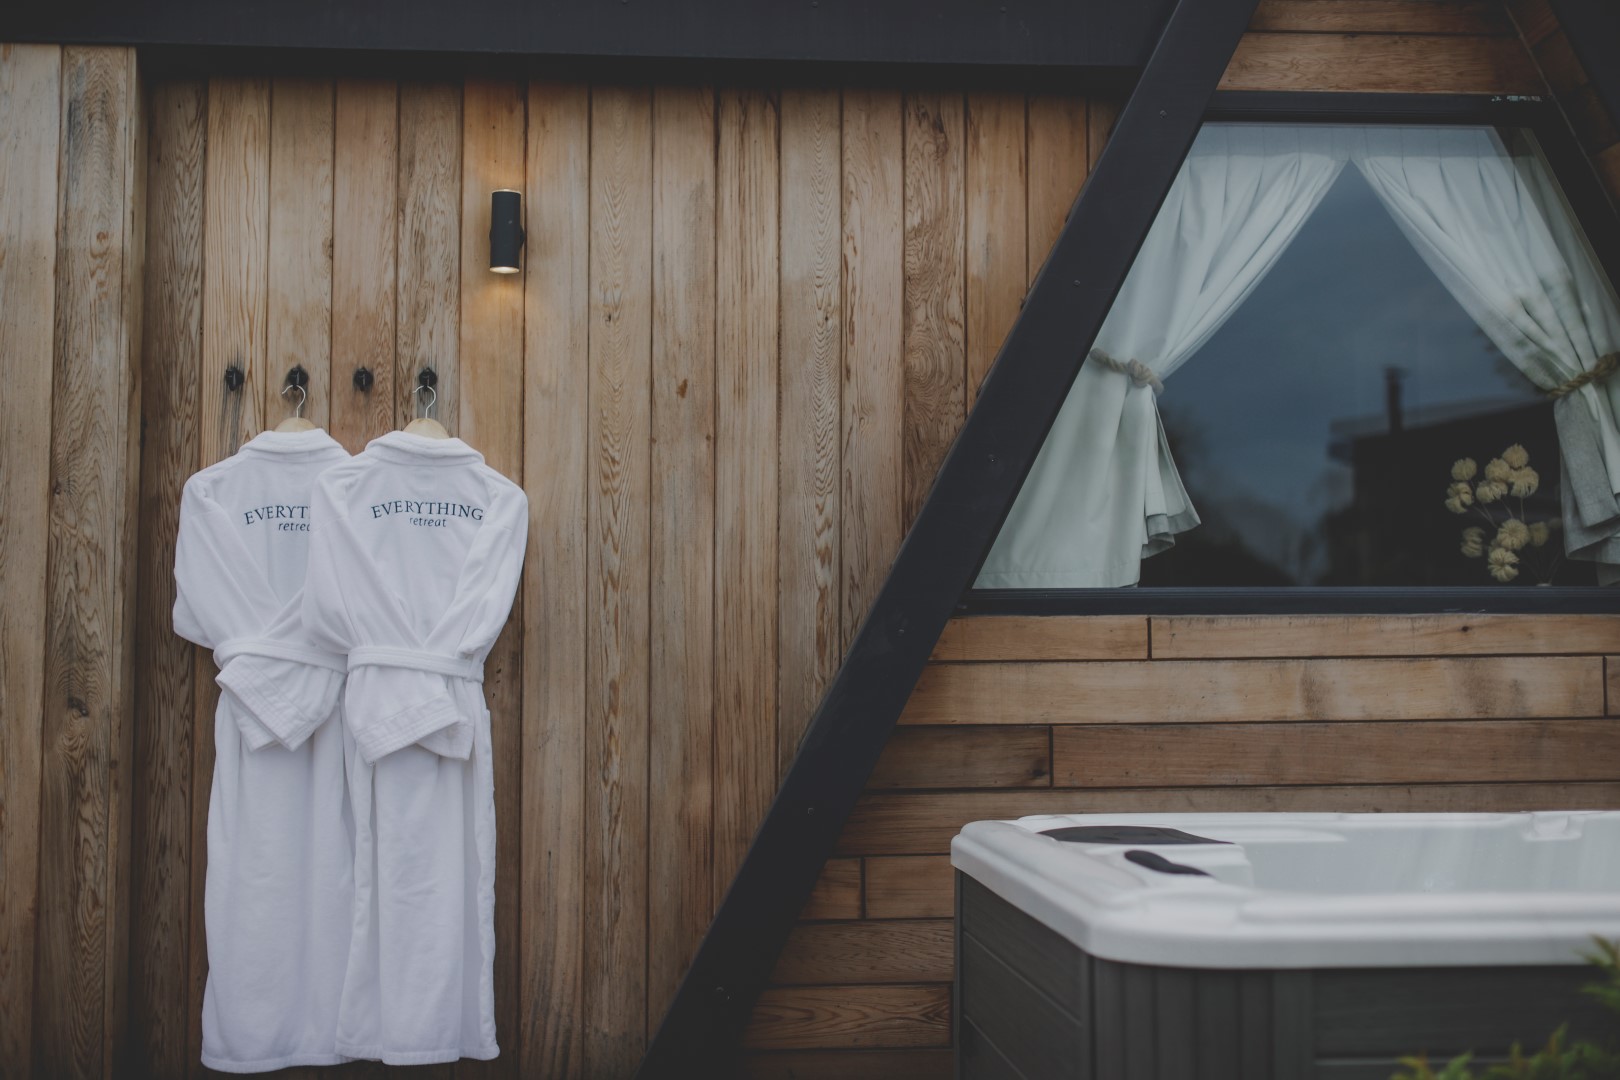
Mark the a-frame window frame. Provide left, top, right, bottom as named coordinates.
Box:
left=964, top=90, right=1620, bottom=618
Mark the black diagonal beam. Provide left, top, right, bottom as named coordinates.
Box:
left=1551, top=0, right=1620, bottom=147
left=635, top=0, right=1259, bottom=1073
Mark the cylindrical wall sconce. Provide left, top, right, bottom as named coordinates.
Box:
left=489, top=189, right=525, bottom=274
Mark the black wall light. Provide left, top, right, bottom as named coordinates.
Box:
left=489, top=189, right=525, bottom=274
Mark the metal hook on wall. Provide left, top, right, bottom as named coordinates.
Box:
left=414, top=368, right=438, bottom=419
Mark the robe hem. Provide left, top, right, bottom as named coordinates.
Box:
left=336, top=1042, right=499, bottom=1065
left=200, top=1050, right=349, bottom=1072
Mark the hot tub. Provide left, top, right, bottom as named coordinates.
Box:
left=952, top=812, right=1620, bottom=1079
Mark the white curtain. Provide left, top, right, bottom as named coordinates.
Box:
left=976, top=125, right=1348, bottom=588
left=1352, top=126, right=1620, bottom=580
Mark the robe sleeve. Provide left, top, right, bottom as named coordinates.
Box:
left=175, top=475, right=344, bottom=752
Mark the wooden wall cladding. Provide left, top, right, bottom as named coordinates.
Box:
left=1506, top=0, right=1620, bottom=203
left=2, top=4, right=1608, bottom=1078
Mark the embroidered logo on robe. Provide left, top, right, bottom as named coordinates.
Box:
left=368, top=499, right=486, bottom=528
left=242, top=504, right=311, bottom=532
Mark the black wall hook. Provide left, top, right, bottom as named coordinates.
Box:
left=285, top=365, right=309, bottom=390
left=223, top=365, right=244, bottom=392
left=353, top=367, right=374, bottom=392
left=417, top=367, right=438, bottom=390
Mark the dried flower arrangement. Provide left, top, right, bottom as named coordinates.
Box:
left=1445, top=444, right=1562, bottom=584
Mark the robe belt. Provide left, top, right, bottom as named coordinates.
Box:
left=214, top=637, right=348, bottom=674
left=346, top=645, right=486, bottom=683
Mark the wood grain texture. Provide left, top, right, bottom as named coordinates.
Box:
left=964, top=92, right=1025, bottom=405
left=330, top=79, right=396, bottom=452
left=1055, top=719, right=1620, bottom=788
left=201, top=77, right=270, bottom=454
left=129, top=76, right=204, bottom=1080
left=584, top=83, right=653, bottom=1078
left=1608, top=657, right=1617, bottom=717
left=520, top=79, right=591, bottom=1080
left=841, top=88, right=905, bottom=646
left=1024, top=95, right=1087, bottom=287
left=772, top=921, right=954, bottom=986
left=1506, top=0, right=1559, bottom=44
left=868, top=726, right=1050, bottom=790
left=458, top=77, right=525, bottom=1080
left=901, top=92, right=966, bottom=527
left=802, top=858, right=862, bottom=921
left=743, top=985, right=951, bottom=1050
left=0, top=42, right=60, bottom=1077
left=1532, top=30, right=1586, bottom=96
left=1154, top=614, right=1620, bottom=659
left=648, top=83, right=717, bottom=1036
left=931, top=615, right=1149, bottom=661
left=1250, top=1, right=1513, bottom=35
left=1220, top=33, right=1541, bottom=93
left=741, top=1049, right=953, bottom=1080
left=714, top=88, right=781, bottom=899
left=37, top=46, right=143, bottom=1079
left=194, top=75, right=274, bottom=1073
left=901, top=657, right=1605, bottom=725
left=839, top=785, right=1620, bottom=856
left=396, top=81, right=461, bottom=434
left=777, top=88, right=843, bottom=779
left=265, top=77, right=333, bottom=429
left=863, top=856, right=953, bottom=920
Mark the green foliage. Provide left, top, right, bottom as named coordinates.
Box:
left=1392, top=940, right=1620, bottom=1080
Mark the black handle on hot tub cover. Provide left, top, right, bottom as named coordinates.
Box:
left=1039, top=825, right=1228, bottom=846
left=1123, top=849, right=1213, bottom=877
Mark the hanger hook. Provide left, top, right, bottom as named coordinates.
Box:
left=281, top=381, right=307, bottom=418
left=414, top=383, right=437, bottom=419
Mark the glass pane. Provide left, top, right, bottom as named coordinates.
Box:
left=976, top=122, right=1620, bottom=591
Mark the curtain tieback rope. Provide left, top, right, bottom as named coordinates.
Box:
left=1088, top=348, right=1164, bottom=394
left=1546, top=351, right=1619, bottom=399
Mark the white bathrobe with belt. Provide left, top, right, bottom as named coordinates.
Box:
left=172, top=427, right=354, bottom=1073
left=301, top=430, right=528, bottom=1065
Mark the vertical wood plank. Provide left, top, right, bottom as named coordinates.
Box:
left=964, top=92, right=1026, bottom=406
left=777, top=88, right=843, bottom=777
left=1024, top=94, right=1087, bottom=285
left=0, top=42, right=61, bottom=1077
left=901, top=92, right=966, bottom=527
left=192, top=74, right=272, bottom=1074
left=714, top=87, right=781, bottom=902
left=129, top=76, right=205, bottom=1080
left=457, top=77, right=525, bottom=1080
left=648, top=84, right=717, bottom=1035
left=330, top=79, right=397, bottom=453
left=521, top=80, right=590, bottom=1080
left=397, top=81, right=461, bottom=434
left=37, top=45, right=144, bottom=1079
left=266, top=78, right=334, bottom=429
left=841, top=88, right=904, bottom=645
left=585, top=84, right=654, bottom=1078
left=1087, top=97, right=1118, bottom=172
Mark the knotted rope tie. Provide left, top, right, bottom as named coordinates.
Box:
left=1088, top=348, right=1164, bottom=394
left=1546, top=352, right=1619, bottom=399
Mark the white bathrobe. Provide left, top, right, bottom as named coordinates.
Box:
left=172, top=427, right=355, bottom=1073
left=301, top=430, right=528, bottom=1065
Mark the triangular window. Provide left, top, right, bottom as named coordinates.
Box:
left=977, top=122, right=1620, bottom=591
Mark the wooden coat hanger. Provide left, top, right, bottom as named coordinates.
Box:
left=275, top=379, right=317, bottom=432
left=405, top=378, right=450, bottom=439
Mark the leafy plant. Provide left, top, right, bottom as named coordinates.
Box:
left=1392, top=939, right=1620, bottom=1080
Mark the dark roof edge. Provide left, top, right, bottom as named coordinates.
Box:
left=2, top=0, right=1174, bottom=73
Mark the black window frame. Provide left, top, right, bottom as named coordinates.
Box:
left=963, top=90, right=1620, bottom=617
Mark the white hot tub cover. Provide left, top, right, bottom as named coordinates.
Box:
left=951, top=811, right=1620, bottom=970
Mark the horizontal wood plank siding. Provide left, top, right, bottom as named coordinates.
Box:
left=902, top=657, right=1605, bottom=725
left=1154, top=614, right=1620, bottom=658
left=869, top=726, right=1050, bottom=789
left=1221, top=33, right=1541, bottom=93
left=743, top=985, right=952, bottom=1050
left=931, top=615, right=1149, bottom=661
left=865, top=856, right=955, bottom=920
left=1053, top=719, right=1620, bottom=787
left=772, top=921, right=954, bottom=986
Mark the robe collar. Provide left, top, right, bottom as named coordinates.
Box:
left=365, top=429, right=487, bottom=467
left=239, top=427, right=346, bottom=457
